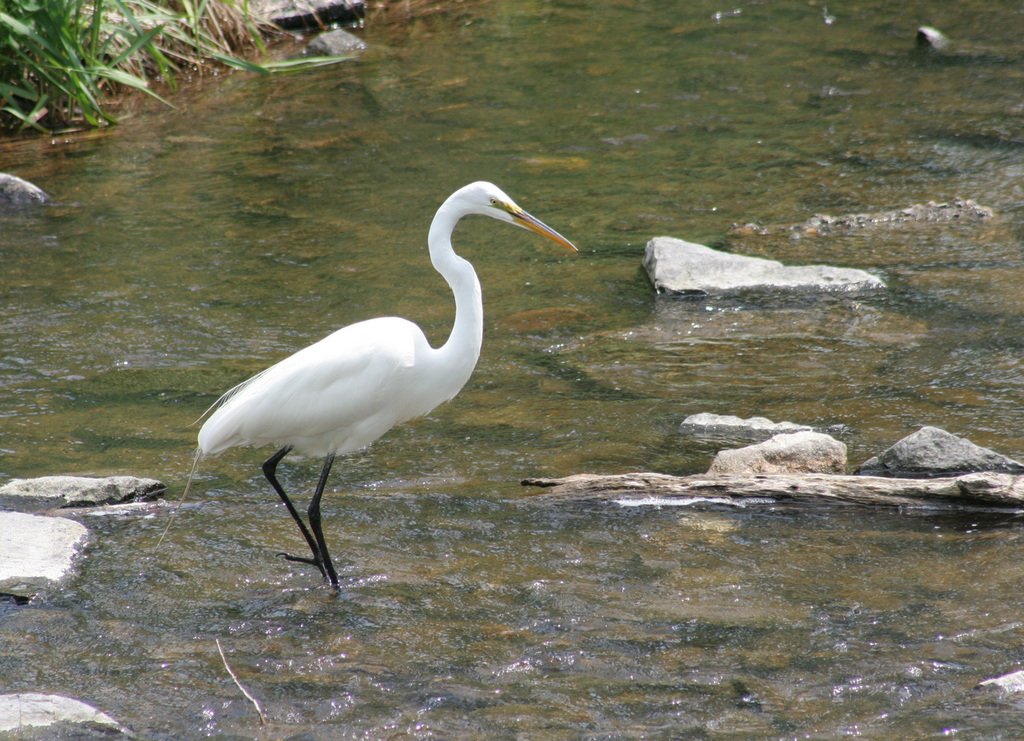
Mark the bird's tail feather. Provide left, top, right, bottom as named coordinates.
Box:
left=190, top=370, right=268, bottom=428
left=156, top=446, right=204, bottom=549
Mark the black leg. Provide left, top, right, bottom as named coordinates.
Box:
left=261, top=446, right=327, bottom=581
left=308, top=453, right=340, bottom=588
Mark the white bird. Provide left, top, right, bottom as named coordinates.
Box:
left=191, top=181, right=576, bottom=587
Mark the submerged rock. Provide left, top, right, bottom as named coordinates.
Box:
left=730, top=199, right=993, bottom=239
left=0, top=693, right=125, bottom=734
left=793, top=200, right=993, bottom=235
left=857, top=426, right=1024, bottom=478
left=0, top=475, right=164, bottom=512
left=306, top=28, right=367, bottom=56
left=0, top=512, right=88, bottom=589
left=912, top=26, right=1019, bottom=65
left=642, top=237, right=885, bottom=295
left=0, top=173, right=48, bottom=205
left=916, top=26, right=952, bottom=52
left=707, top=431, right=847, bottom=475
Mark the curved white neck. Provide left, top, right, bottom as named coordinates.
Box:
left=428, top=196, right=484, bottom=372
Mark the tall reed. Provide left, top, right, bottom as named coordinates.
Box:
left=0, top=0, right=267, bottom=132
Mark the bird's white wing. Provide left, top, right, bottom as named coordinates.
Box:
left=198, top=316, right=434, bottom=457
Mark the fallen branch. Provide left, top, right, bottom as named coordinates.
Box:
left=216, top=639, right=266, bottom=725
left=521, top=471, right=1024, bottom=509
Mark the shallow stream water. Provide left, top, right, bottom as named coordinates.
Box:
left=3, top=0, right=1024, bottom=738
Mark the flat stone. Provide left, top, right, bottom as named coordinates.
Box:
left=0, top=693, right=124, bottom=733
left=707, top=431, right=847, bottom=475
left=857, top=426, right=1024, bottom=478
left=0, top=513, right=88, bottom=589
left=679, top=412, right=812, bottom=441
left=0, top=475, right=165, bottom=511
left=643, top=237, right=885, bottom=295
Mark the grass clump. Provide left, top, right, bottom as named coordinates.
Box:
left=0, top=0, right=269, bottom=132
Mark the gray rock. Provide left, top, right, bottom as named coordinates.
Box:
left=679, top=412, right=812, bottom=441
left=307, top=28, right=366, bottom=56
left=0, top=693, right=125, bottom=734
left=857, top=426, right=1024, bottom=478
left=0, top=513, right=88, bottom=588
left=0, top=173, right=48, bottom=205
left=643, top=237, right=886, bottom=295
left=977, top=669, right=1024, bottom=694
left=707, top=431, right=847, bottom=475
left=0, top=475, right=165, bottom=511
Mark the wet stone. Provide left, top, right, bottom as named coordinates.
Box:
left=0, top=475, right=165, bottom=512
left=0, top=173, right=49, bottom=205
left=306, top=28, right=367, bottom=56
left=857, top=426, right=1024, bottom=478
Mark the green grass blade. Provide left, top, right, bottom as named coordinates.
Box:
left=209, top=52, right=268, bottom=74
left=261, top=55, right=356, bottom=72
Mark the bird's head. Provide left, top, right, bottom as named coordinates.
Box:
left=457, top=181, right=578, bottom=252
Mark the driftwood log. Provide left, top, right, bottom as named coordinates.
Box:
left=521, top=472, right=1024, bottom=509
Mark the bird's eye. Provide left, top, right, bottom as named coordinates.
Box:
left=489, top=198, right=499, bottom=206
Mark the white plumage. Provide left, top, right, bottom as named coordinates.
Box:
left=199, top=317, right=461, bottom=458
left=187, top=181, right=576, bottom=587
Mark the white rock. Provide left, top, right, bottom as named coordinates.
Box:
left=643, top=236, right=885, bottom=295
left=0, top=693, right=123, bottom=733
left=708, top=431, right=847, bottom=475
left=679, top=412, right=812, bottom=441
left=0, top=512, right=88, bottom=586
left=978, top=669, right=1024, bottom=694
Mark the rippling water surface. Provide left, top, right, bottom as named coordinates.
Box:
left=3, top=0, right=1024, bottom=738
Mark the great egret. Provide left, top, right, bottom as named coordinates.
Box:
left=192, top=181, right=576, bottom=587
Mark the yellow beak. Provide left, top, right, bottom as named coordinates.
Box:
left=512, top=208, right=578, bottom=252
